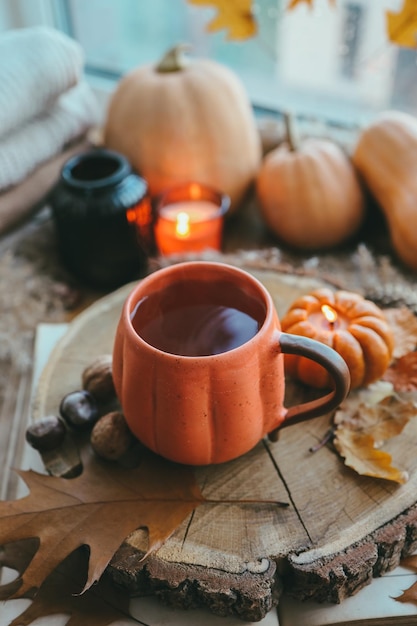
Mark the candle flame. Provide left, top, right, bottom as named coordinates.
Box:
left=321, top=304, right=338, bottom=324
left=175, top=211, right=190, bottom=237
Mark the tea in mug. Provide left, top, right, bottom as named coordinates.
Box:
left=130, top=280, right=262, bottom=357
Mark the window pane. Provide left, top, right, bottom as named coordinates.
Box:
left=63, top=0, right=416, bottom=125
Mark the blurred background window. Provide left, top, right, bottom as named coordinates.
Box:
left=1, top=0, right=415, bottom=126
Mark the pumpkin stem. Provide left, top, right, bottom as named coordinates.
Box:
left=283, top=111, right=299, bottom=152
left=156, top=43, right=191, bottom=73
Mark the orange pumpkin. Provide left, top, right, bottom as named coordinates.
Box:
left=280, top=288, right=394, bottom=390
left=104, top=45, right=261, bottom=212
left=256, top=114, right=365, bottom=250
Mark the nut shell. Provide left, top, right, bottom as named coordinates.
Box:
left=82, top=354, right=116, bottom=403
left=90, top=411, right=134, bottom=461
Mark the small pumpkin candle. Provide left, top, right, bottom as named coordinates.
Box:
left=280, top=288, right=394, bottom=390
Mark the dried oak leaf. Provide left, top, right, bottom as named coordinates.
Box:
left=387, top=0, right=417, bottom=49
left=334, top=386, right=417, bottom=483
left=394, top=579, right=417, bottom=606
left=0, top=446, right=205, bottom=598
left=7, top=546, right=133, bottom=626
left=187, top=0, right=257, bottom=40
left=400, top=555, right=417, bottom=572
left=0, top=539, right=38, bottom=600
left=383, top=307, right=417, bottom=359
left=383, top=352, right=417, bottom=392
left=393, top=554, right=417, bottom=606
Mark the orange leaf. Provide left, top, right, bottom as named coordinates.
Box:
left=387, top=0, right=417, bottom=48
left=187, top=0, right=257, bottom=40
left=383, top=352, right=417, bottom=392
left=0, top=446, right=205, bottom=597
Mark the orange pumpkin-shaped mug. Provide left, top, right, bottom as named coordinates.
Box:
left=112, top=262, right=350, bottom=465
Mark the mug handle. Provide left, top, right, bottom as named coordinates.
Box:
left=268, top=332, right=351, bottom=442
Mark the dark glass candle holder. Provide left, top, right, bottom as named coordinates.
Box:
left=50, top=148, right=152, bottom=290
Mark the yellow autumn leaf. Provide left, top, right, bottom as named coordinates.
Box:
left=334, top=429, right=409, bottom=484
left=287, top=0, right=314, bottom=8
left=387, top=0, right=417, bottom=48
left=287, top=0, right=335, bottom=9
left=333, top=388, right=417, bottom=483
left=187, top=0, right=257, bottom=40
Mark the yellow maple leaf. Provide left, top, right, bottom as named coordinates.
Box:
left=187, top=0, right=257, bottom=40
left=287, top=0, right=314, bottom=8
left=387, top=0, right=417, bottom=48
left=287, top=0, right=335, bottom=10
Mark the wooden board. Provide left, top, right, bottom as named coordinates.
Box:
left=32, top=264, right=417, bottom=622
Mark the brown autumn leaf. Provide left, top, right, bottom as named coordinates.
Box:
left=333, top=385, right=417, bottom=483
left=383, top=352, right=417, bottom=392
left=187, top=0, right=257, bottom=40
left=6, top=546, right=134, bottom=626
left=400, top=554, right=417, bottom=572
left=394, top=554, right=417, bottom=606
left=0, top=445, right=205, bottom=598
left=0, top=539, right=38, bottom=600
left=383, top=307, right=417, bottom=359
left=387, top=0, right=417, bottom=48
left=394, top=579, right=417, bottom=605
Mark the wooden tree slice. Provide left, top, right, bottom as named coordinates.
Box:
left=32, top=263, right=417, bottom=622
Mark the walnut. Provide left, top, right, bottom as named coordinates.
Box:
left=90, top=411, right=134, bottom=461
left=81, top=354, right=116, bottom=403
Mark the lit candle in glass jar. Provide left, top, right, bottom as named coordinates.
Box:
left=154, top=182, right=230, bottom=255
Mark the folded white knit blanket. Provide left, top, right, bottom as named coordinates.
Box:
left=0, top=81, right=98, bottom=190
left=0, top=26, right=100, bottom=191
left=0, top=26, right=84, bottom=139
